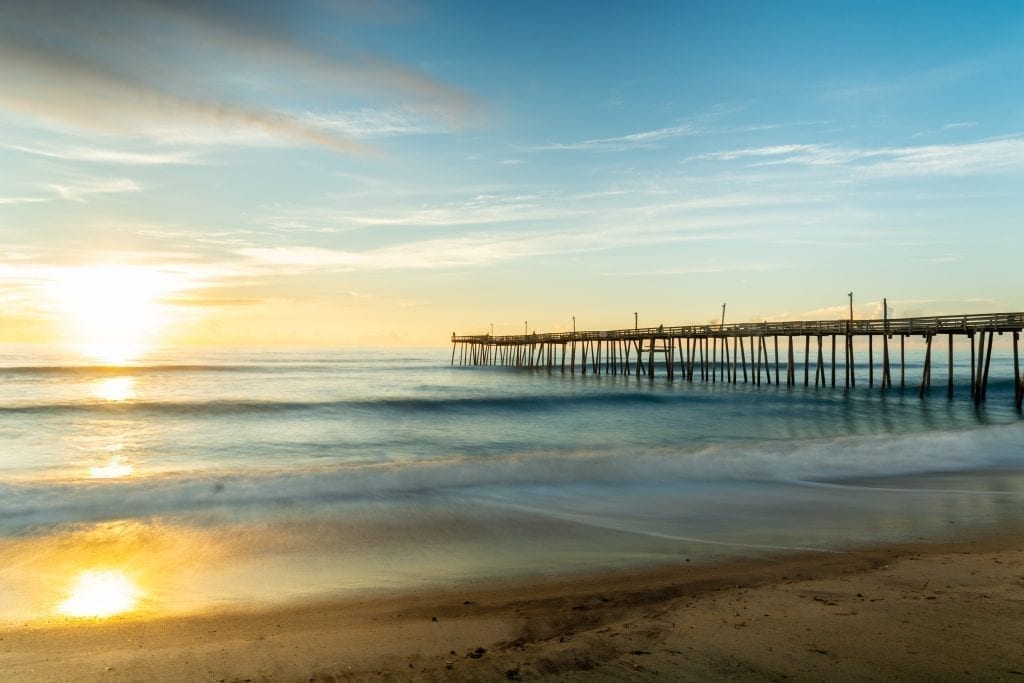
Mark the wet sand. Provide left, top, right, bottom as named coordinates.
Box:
left=4, top=529, right=1024, bottom=681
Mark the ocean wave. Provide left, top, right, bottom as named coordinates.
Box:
left=0, top=364, right=271, bottom=376
left=2, top=422, right=1022, bottom=533
left=0, top=391, right=697, bottom=417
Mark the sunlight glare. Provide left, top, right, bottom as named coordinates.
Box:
left=88, top=456, right=134, bottom=479
left=92, top=376, right=136, bottom=401
left=49, top=264, right=182, bottom=364
left=58, top=569, right=142, bottom=618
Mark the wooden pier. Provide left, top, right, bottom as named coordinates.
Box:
left=452, top=312, right=1024, bottom=408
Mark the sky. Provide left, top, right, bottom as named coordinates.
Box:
left=1, top=0, right=1023, bottom=351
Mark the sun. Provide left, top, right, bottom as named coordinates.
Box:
left=49, top=264, right=181, bottom=364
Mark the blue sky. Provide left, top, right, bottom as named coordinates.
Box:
left=1, top=0, right=1022, bottom=348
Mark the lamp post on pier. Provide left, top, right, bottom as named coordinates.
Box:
left=572, top=316, right=576, bottom=334
left=634, top=312, right=638, bottom=331
left=721, top=303, right=726, bottom=329
left=849, top=292, right=854, bottom=321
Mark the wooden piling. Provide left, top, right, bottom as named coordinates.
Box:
left=981, top=330, right=994, bottom=401
left=803, top=335, right=810, bottom=387
left=848, top=333, right=856, bottom=388
left=831, top=335, right=836, bottom=387
left=882, top=331, right=891, bottom=388
left=740, top=337, right=748, bottom=383
left=919, top=334, right=932, bottom=398
left=900, top=336, right=906, bottom=389
left=732, top=337, right=739, bottom=384
left=711, top=337, right=718, bottom=384
left=1014, top=331, right=1022, bottom=408
left=647, top=336, right=656, bottom=379
left=973, top=331, right=986, bottom=401
left=947, top=334, right=954, bottom=399
left=816, top=335, right=825, bottom=387
left=753, top=336, right=761, bottom=386
left=868, top=336, right=874, bottom=388
left=787, top=336, right=795, bottom=386
left=768, top=336, right=775, bottom=385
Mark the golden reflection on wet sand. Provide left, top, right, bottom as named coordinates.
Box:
left=0, top=520, right=245, bottom=623
left=58, top=569, right=143, bottom=618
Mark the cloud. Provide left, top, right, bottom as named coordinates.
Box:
left=531, top=122, right=701, bottom=151
left=0, top=196, right=50, bottom=205
left=868, top=138, right=1024, bottom=176
left=237, top=211, right=773, bottom=274
left=696, top=144, right=824, bottom=162
left=601, top=263, right=781, bottom=277
left=911, top=121, right=979, bottom=138
left=0, top=0, right=474, bottom=152
left=260, top=193, right=571, bottom=233
left=694, top=138, right=1024, bottom=176
left=4, top=142, right=199, bottom=165
left=47, top=178, right=141, bottom=202
left=916, top=255, right=959, bottom=264
left=301, top=108, right=441, bottom=139
left=238, top=235, right=543, bottom=271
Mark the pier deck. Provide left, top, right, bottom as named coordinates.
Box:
left=452, top=312, right=1024, bottom=408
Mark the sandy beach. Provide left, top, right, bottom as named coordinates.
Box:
left=4, top=528, right=1023, bottom=682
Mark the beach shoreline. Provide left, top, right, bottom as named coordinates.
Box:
left=5, top=526, right=1023, bottom=681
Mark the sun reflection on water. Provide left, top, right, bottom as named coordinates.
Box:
left=88, top=456, right=134, bottom=479
left=92, top=376, right=136, bottom=402
left=58, top=569, right=143, bottom=618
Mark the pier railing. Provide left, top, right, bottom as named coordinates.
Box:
left=451, top=312, right=1024, bottom=408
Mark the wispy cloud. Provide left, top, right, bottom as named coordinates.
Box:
left=0, top=196, right=49, bottom=205
left=694, top=138, right=1024, bottom=176
left=46, top=178, right=141, bottom=202
left=911, top=121, right=979, bottom=138
left=531, top=122, right=701, bottom=152
left=5, top=142, right=199, bottom=165
left=238, top=235, right=546, bottom=271
left=868, top=138, right=1024, bottom=176
left=301, top=108, right=441, bottom=139
left=0, top=1, right=474, bottom=152
left=601, top=263, right=781, bottom=277
left=915, top=254, right=960, bottom=264
left=237, top=210, right=777, bottom=274
left=261, top=193, right=568, bottom=232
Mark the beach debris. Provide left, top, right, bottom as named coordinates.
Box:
left=467, top=647, right=487, bottom=659
left=505, top=667, right=522, bottom=680
left=431, top=616, right=438, bottom=622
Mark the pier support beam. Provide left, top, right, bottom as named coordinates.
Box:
left=947, top=334, right=954, bottom=399
left=868, top=335, right=874, bottom=388
left=1014, top=331, right=1023, bottom=409
left=919, top=334, right=933, bottom=398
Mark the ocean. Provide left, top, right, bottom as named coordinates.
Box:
left=1, top=344, right=1023, bottom=621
